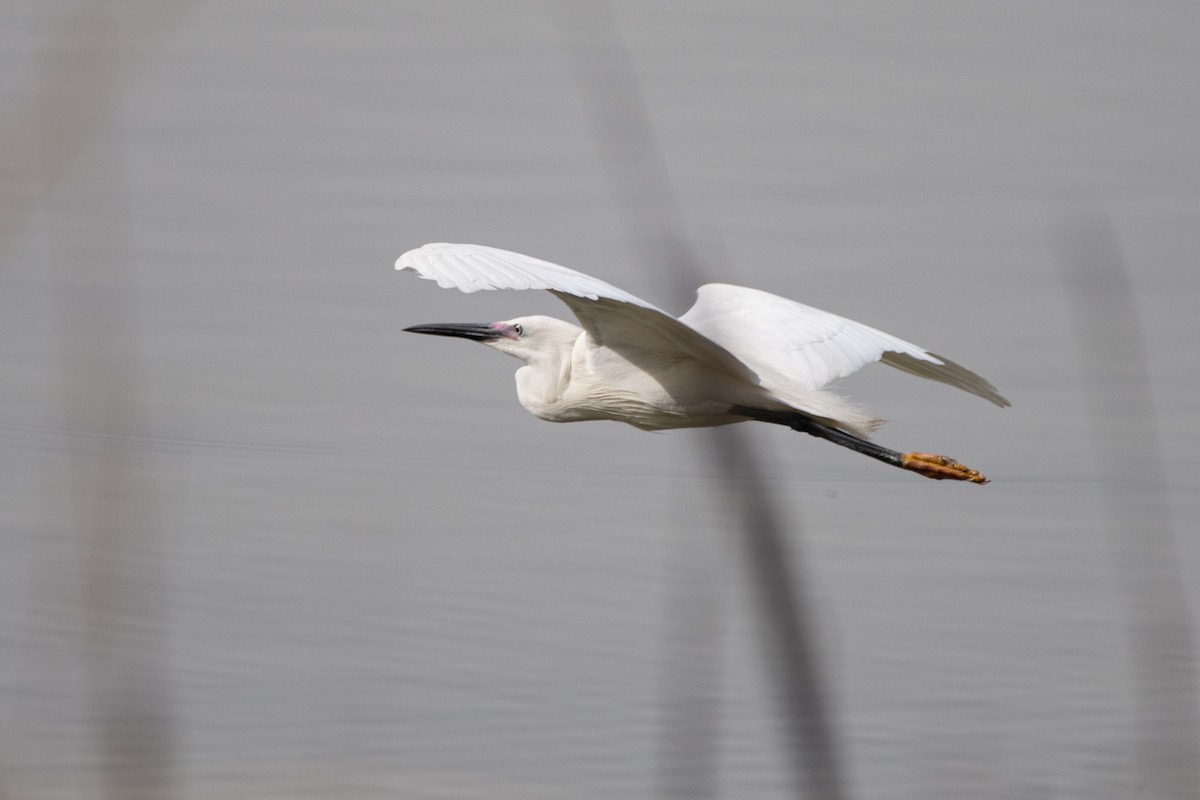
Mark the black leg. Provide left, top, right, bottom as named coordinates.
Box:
left=729, top=406, right=989, bottom=484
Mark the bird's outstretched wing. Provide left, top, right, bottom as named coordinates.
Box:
left=396, top=242, right=663, bottom=311
left=680, top=283, right=1009, bottom=406
left=396, top=243, right=757, bottom=379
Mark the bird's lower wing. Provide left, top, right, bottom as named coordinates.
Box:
left=552, top=293, right=759, bottom=381
left=879, top=351, right=1010, bottom=407
left=680, top=283, right=1009, bottom=406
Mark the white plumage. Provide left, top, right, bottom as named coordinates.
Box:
left=398, top=241, right=660, bottom=310
left=398, top=242, right=1008, bottom=483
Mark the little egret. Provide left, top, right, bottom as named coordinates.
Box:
left=397, top=243, right=1009, bottom=483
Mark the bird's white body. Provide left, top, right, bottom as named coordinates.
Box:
left=398, top=242, right=1008, bottom=439
left=498, top=315, right=762, bottom=430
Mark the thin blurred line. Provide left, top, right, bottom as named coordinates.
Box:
left=1058, top=212, right=1200, bottom=799
left=45, top=9, right=179, bottom=795
left=553, top=3, right=850, bottom=798
left=0, top=1, right=196, bottom=264
left=656, top=501, right=724, bottom=800
left=0, top=4, right=124, bottom=265
left=6, top=3, right=196, bottom=798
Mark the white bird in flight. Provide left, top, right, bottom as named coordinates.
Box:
left=397, top=243, right=1008, bottom=483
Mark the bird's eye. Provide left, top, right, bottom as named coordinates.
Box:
left=513, top=323, right=524, bottom=336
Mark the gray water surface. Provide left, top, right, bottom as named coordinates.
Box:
left=2, top=2, right=1199, bottom=799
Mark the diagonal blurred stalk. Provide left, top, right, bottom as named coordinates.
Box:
left=707, top=426, right=848, bottom=797
left=1058, top=212, right=1200, bottom=800
left=554, top=3, right=850, bottom=797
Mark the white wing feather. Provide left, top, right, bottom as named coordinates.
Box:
left=680, top=283, right=1008, bottom=406
left=397, top=243, right=758, bottom=379
left=396, top=243, right=663, bottom=311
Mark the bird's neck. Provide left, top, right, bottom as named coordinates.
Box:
left=514, top=351, right=574, bottom=422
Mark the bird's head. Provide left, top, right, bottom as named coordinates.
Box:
left=404, top=315, right=581, bottom=363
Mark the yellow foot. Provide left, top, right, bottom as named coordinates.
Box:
left=900, top=452, right=990, bottom=484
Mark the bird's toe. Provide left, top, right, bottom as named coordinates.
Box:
left=899, top=452, right=989, bottom=484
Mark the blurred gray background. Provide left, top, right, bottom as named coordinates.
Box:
left=2, top=1, right=1198, bottom=798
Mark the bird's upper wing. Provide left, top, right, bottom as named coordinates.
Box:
left=679, top=283, right=1009, bottom=406
left=397, top=242, right=662, bottom=310
left=396, top=243, right=758, bottom=379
